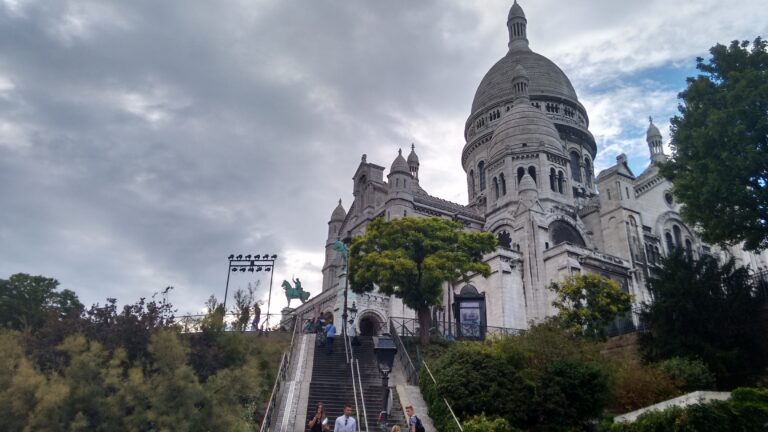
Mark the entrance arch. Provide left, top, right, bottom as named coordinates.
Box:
left=357, top=310, right=385, bottom=336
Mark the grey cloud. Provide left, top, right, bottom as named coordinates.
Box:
left=1, top=0, right=765, bottom=314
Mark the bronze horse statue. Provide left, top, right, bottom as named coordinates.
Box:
left=281, top=278, right=310, bottom=307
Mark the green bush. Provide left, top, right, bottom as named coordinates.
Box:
left=609, top=357, right=682, bottom=413
left=421, top=324, right=613, bottom=431
left=463, top=415, right=520, bottom=432
left=658, top=357, right=716, bottom=392
left=600, top=387, right=768, bottom=432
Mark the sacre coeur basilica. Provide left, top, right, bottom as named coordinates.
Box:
left=288, top=1, right=768, bottom=337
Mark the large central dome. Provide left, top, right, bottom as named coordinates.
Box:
left=462, top=0, right=595, bottom=168
left=471, top=51, right=578, bottom=115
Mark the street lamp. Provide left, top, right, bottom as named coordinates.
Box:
left=348, top=302, right=358, bottom=346
left=333, top=239, right=351, bottom=345
left=373, top=334, right=397, bottom=431
left=224, top=253, right=278, bottom=327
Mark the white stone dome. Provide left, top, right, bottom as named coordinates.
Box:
left=389, top=149, right=410, bottom=175
left=331, top=199, right=346, bottom=221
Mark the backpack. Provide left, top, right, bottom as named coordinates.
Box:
left=412, top=416, right=425, bottom=432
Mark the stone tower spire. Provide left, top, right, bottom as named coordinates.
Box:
left=407, top=143, right=420, bottom=180
left=646, top=116, right=666, bottom=163
left=512, top=64, right=530, bottom=102
left=508, top=0, right=529, bottom=51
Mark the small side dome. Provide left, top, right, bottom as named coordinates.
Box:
left=407, top=143, right=419, bottom=165
left=509, top=0, right=525, bottom=19
left=390, top=148, right=410, bottom=175
left=519, top=172, right=537, bottom=193
left=331, top=199, right=346, bottom=221
left=646, top=116, right=662, bottom=139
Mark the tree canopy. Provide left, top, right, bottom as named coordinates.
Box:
left=0, top=273, right=83, bottom=330
left=548, top=274, right=633, bottom=340
left=661, top=37, right=768, bottom=251
left=349, top=217, right=496, bottom=344
left=639, top=250, right=766, bottom=388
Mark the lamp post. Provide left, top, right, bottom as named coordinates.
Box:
left=225, top=253, right=277, bottom=327
left=373, top=334, right=397, bottom=432
left=348, top=302, right=358, bottom=346
left=333, top=240, right=350, bottom=344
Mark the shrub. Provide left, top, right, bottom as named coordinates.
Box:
left=431, top=342, right=533, bottom=425
left=608, top=357, right=681, bottom=413
left=463, top=415, right=520, bottom=432
left=600, top=387, right=768, bottom=432
left=658, top=357, right=716, bottom=392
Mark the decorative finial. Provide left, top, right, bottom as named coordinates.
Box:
left=338, top=198, right=342, bottom=205
left=649, top=116, right=653, bottom=124
left=411, top=143, right=415, bottom=151
left=398, top=148, right=402, bottom=156
left=361, top=154, right=367, bottom=162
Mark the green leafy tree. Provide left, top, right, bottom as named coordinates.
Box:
left=660, top=37, right=768, bottom=251
left=232, top=285, right=254, bottom=332
left=639, top=250, right=765, bottom=388
left=548, top=274, right=632, bottom=340
left=349, top=217, right=497, bottom=345
left=0, top=273, right=83, bottom=330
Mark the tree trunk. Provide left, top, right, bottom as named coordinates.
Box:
left=417, top=304, right=431, bottom=346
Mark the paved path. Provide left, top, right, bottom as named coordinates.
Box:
left=390, top=352, right=437, bottom=432
left=272, top=333, right=316, bottom=432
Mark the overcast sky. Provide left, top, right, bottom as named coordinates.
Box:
left=1, top=0, right=766, bottom=318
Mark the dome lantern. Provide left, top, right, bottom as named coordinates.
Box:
left=407, top=143, right=420, bottom=180
left=507, top=0, right=529, bottom=51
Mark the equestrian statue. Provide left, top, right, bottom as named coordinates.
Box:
left=281, top=277, right=310, bottom=307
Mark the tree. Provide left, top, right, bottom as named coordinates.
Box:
left=548, top=274, right=632, bottom=340
left=660, top=37, right=768, bottom=251
left=0, top=273, right=83, bottom=330
left=232, top=285, right=254, bottom=332
left=349, top=217, right=496, bottom=345
left=639, top=250, right=765, bottom=388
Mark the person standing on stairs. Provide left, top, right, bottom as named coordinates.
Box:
left=334, top=404, right=357, bottom=432
left=405, top=406, right=425, bottom=432
left=325, top=320, right=336, bottom=355
left=307, top=403, right=329, bottom=432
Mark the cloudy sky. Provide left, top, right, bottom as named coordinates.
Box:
left=1, top=0, right=766, bottom=319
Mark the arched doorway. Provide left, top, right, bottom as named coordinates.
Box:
left=357, top=311, right=384, bottom=336
left=359, top=316, right=378, bottom=336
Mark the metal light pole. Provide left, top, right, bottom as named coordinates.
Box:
left=374, top=335, right=397, bottom=432
left=333, top=240, right=350, bottom=343
left=224, top=253, right=278, bottom=326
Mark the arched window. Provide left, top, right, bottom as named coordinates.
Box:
left=496, top=230, right=512, bottom=248
left=528, top=166, right=536, bottom=184
left=500, top=173, right=507, bottom=195
left=584, top=157, right=593, bottom=187
left=549, top=168, right=557, bottom=191
left=478, top=161, right=486, bottom=191
left=570, top=151, right=581, bottom=182
left=549, top=220, right=586, bottom=247
left=493, top=177, right=499, bottom=200
left=469, top=170, right=475, bottom=196
left=557, top=170, right=565, bottom=194
left=673, top=225, right=682, bottom=248
left=685, top=239, right=693, bottom=259
left=665, top=232, right=675, bottom=253
left=517, top=167, right=526, bottom=184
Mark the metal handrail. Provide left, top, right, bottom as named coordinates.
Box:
left=349, top=354, right=362, bottom=432
left=259, top=352, right=288, bottom=432
left=259, top=314, right=301, bottom=432
left=355, top=358, right=369, bottom=431
left=390, top=319, right=419, bottom=385
left=423, top=361, right=464, bottom=431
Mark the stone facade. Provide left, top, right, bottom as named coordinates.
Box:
left=294, top=0, right=768, bottom=334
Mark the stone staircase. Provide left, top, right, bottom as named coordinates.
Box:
left=304, top=336, right=406, bottom=431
